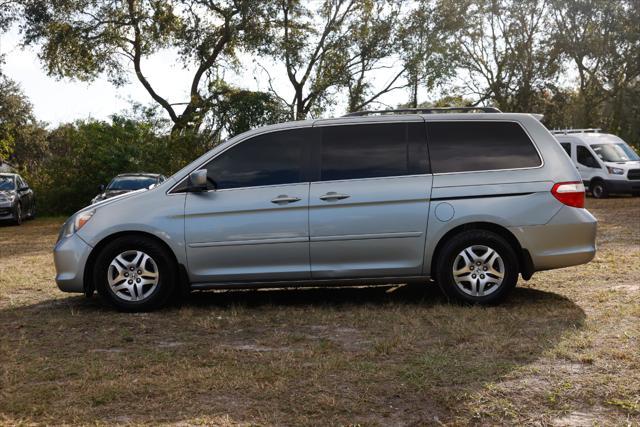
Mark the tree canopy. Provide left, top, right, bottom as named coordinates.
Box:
left=0, top=0, right=638, bottom=216
left=20, top=0, right=277, bottom=132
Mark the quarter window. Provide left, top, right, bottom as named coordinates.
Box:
left=204, top=128, right=311, bottom=190
left=320, top=122, right=428, bottom=181
left=560, top=142, right=571, bottom=157
left=427, top=121, right=542, bottom=173
left=577, top=146, right=600, bottom=168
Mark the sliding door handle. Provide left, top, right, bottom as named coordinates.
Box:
left=271, top=195, right=301, bottom=204
left=319, top=192, right=350, bottom=201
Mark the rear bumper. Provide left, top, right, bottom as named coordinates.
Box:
left=509, top=206, right=597, bottom=272
left=53, top=233, right=93, bottom=293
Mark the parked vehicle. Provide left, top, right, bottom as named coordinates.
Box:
left=0, top=173, right=36, bottom=225
left=553, top=129, right=640, bottom=198
left=54, top=108, right=597, bottom=311
left=91, top=173, right=166, bottom=204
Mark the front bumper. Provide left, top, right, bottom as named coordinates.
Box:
left=601, top=179, right=640, bottom=194
left=53, top=233, right=93, bottom=293
left=509, top=206, right=597, bottom=272
left=0, top=203, right=14, bottom=220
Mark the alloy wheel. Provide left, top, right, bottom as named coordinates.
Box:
left=452, top=245, right=505, bottom=297
left=107, top=250, right=159, bottom=302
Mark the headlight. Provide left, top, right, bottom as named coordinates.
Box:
left=58, top=210, right=95, bottom=241
left=0, top=194, right=15, bottom=202
left=606, top=166, right=624, bottom=175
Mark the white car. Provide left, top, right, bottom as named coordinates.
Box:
left=553, top=129, right=640, bottom=198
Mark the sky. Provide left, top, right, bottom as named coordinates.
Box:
left=1, top=27, right=412, bottom=128
left=1, top=28, right=199, bottom=126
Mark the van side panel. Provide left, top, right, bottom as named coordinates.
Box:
left=422, top=115, right=586, bottom=277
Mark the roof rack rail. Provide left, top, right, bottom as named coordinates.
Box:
left=343, top=106, right=502, bottom=117
left=551, top=128, right=602, bottom=135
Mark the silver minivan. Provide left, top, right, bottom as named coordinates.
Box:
left=53, top=108, right=597, bottom=311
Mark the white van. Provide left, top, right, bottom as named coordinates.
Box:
left=553, top=129, right=640, bottom=198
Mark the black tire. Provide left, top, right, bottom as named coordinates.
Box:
left=93, top=236, right=177, bottom=312
left=435, top=230, right=519, bottom=305
left=12, top=203, right=22, bottom=226
left=28, top=201, right=36, bottom=219
left=590, top=180, right=608, bottom=199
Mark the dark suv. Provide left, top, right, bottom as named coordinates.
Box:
left=0, top=173, right=36, bottom=225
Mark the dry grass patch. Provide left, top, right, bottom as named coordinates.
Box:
left=0, top=199, right=639, bottom=426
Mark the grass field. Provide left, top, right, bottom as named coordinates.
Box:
left=1, top=198, right=639, bottom=426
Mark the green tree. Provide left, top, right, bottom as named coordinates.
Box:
left=20, top=0, right=276, bottom=133
left=205, top=82, right=290, bottom=142
left=398, top=0, right=464, bottom=107
left=456, top=0, right=560, bottom=112
left=550, top=0, right=640, bottom=130
left=0, top=77, right=47, bottom=170
left=31, top=116, right=206, bottom=215
left=343, top=1, right=406, bottom=112
left=259, top=0, right=359, bottom=119
left=0, top=0, right=21, bottom=73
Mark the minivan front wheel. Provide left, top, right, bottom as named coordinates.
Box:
left=435, top=230, right=518, bottom=304
left=94, top=236, right=176, bottom=311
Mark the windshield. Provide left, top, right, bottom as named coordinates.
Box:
left=0, top=176, right=15, bottom=191
left=591, top=143, right=640, bottom=162
left=107, top=176, right=156, bottom=191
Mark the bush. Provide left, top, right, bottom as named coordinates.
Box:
left=25, top=117, right=209, bottom=216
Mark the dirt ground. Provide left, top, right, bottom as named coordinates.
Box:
left=0, top=198, right=639, bottom=426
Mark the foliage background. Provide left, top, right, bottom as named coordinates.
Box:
left=0, top=0, right=638, bottom=215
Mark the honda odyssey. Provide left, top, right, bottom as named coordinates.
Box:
left=53, top=108, right=597, bottom=311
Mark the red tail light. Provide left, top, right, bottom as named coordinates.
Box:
left=551, top=182, right=585, bottom=208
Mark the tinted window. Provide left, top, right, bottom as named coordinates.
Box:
left=577, top=146, right=600, bottom=168
left=320, top=122, right=428, bottom=181
left=427, top=121, right=541, bottom=173
left=205, top=128, right=310, bottom=190
left=560, top=142, right=571, bottom=157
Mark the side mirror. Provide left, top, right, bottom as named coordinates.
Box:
left=188, top=169, right=209, bottom=191
left=98, top=184, right=105, bottom=193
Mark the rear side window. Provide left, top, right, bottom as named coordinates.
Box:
left=204, top=128, right=311, bottom=190
left=427, top=121, right=541, bottom=173
left=320, top=122, right=428, bottom=181
left=560, top=142, right=571, bottom=157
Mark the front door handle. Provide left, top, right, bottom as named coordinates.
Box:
left=271, top=195, right=301, bottom=204
left=319, top=192, right=350, bottom=201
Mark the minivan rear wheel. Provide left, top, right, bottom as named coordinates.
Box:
left=94, top=236, right=176, bottom=312
left=435, top=230, right=518, bottom=304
